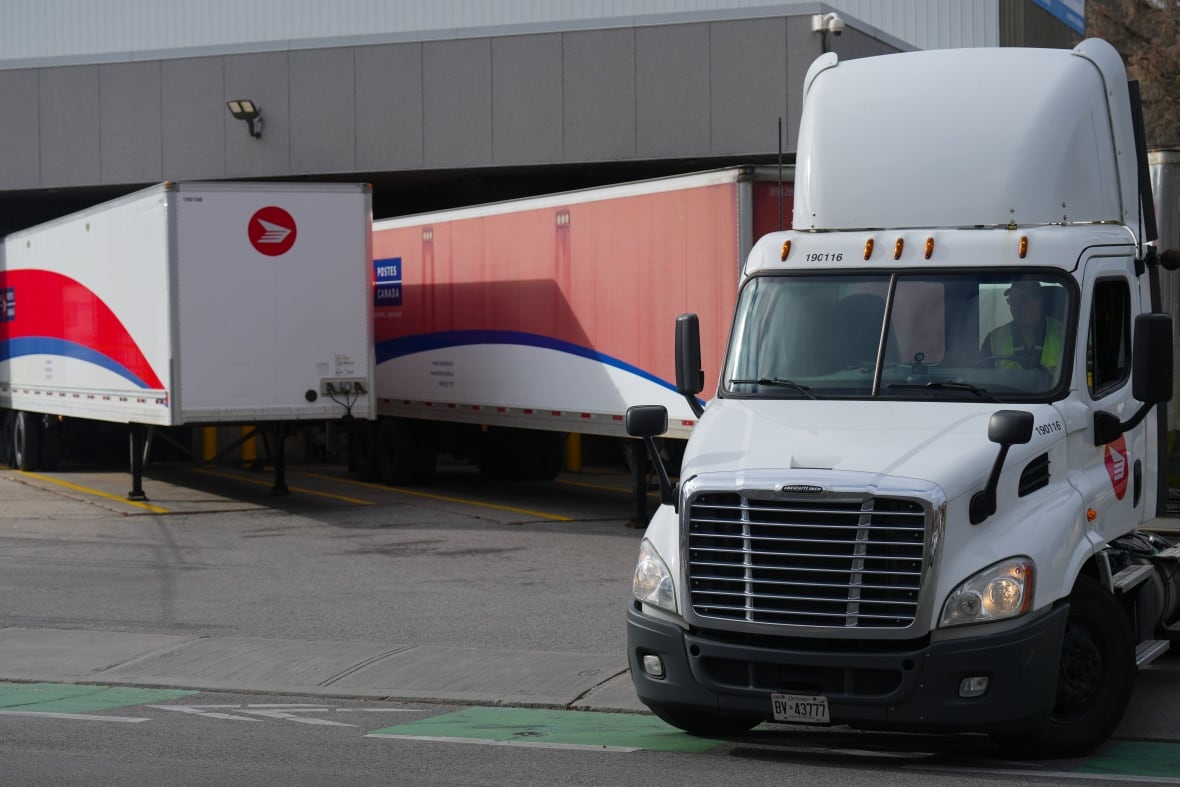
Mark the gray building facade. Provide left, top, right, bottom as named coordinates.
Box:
left=0, top=2, right=1076, bottom=230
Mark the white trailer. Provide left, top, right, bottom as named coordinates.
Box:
left=0, top=181, right=374, bottom=496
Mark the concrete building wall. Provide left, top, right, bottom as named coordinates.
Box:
left=1, top=11, right=893, bottom=195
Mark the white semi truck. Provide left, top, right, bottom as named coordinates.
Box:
left=0, top=181, right=374, bottom=497
left=625, top=40, right=1180, bottom=756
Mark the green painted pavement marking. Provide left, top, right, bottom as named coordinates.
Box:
left=1075, top=740, right=1180, bottom=779
left=0, top=682, right=197, bottom=714
left=367, top=707, right=726, bottom=752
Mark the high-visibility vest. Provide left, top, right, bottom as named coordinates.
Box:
left=988, top=317, right=1063, bottom=370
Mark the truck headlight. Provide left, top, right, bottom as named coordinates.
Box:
left=940, top=557, right=1034, bottom=627
left=633, top=539, right=678, bottom=614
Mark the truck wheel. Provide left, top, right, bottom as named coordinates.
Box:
left=11, top=411, right=42, bottom=471
left=991, top=576, right=1134, bottom=758
left=649, top=704, right=761, bottom=737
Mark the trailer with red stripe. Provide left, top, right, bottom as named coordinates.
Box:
left=0, top=181, right=374, bottom=497
left=362, top=168, right=789, bottom=506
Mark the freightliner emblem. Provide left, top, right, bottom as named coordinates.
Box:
left=780, top=484, right=825, bottom=494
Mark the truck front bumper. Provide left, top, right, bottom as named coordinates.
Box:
left=627, top=600, right=1069, bottom=733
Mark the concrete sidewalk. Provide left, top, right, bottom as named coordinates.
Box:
left=0, top=627, right=645, bottom=712
left=5, top=625, right=1180, bottom=744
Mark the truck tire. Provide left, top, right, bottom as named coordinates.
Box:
left=991, top=576, right=1134, bottom=758
left=649, top=704, right=761, bottom=737
left=11, top=411, right=41, bottom=471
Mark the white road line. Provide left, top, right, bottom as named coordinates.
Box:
left=365, top=733, right=639, bottom=752
left=0, top=710, right=150, bottom=723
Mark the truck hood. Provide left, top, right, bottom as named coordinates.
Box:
left=681, top=398, right=1060, bottom=503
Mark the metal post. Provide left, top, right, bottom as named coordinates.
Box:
left=271, top=423, right=289, bottom=495
left=128, top=423, right=148, bottom=501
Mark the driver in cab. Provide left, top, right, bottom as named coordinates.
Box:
left=981, top=279, right=1063, bottom=374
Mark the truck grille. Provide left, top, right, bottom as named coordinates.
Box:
left=687, top=493, right=926, bottom=628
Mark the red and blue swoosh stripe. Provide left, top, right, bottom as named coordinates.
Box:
left=0, top=269, right=164, bottom=390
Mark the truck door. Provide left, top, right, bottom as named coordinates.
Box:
left=1072, top=254, right=1142, bottom=541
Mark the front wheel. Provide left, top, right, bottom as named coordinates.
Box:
left=649, top=704, right=761, bottom=737
left=991, top=577, right=1134, bottom=758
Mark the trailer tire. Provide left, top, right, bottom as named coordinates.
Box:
left=991, top=576, right=1134, bottom=758
left=11, top=411, right=41, bottom=471
left=649, top=705, right=761, bottom=737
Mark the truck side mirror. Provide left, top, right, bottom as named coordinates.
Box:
left=971, top=410, right=1034, bottom=525
left=1132, top=313, right=1173, bottom=404
left=675, top=313, right=705, bottom=418
left=625, top=405, right=668, bottom=438
left=625, top=405, right=675, bottom=506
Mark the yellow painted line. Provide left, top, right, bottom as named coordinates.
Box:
left=18, top=472, right=170, bottom=514
left=557, top=478, right=661, bottom=497
left=297, top=470, right=573, bottom=522
left=193, top=468, right=375, bottom=506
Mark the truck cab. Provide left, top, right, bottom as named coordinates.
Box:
left=625, top=39, right=1180, bottom=757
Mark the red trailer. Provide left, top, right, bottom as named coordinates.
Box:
left=361, top=168, right=790, bottom=488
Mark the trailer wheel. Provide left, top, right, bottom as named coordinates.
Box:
left=991, top=576, right=1134, bottom=758
left=11, top=411, right=42, bottom=471
left=649, top=704, right=761, bottom=737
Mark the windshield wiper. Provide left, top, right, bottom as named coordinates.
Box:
left=886, top=381, right=997, bottom=402
left=728, top=378, right=816, bottom=399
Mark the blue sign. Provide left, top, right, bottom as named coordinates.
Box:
left=374, top=256, right=402, bottom=307
left=1032, top=0, right=1084, bottom=35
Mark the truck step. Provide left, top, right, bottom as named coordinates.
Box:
left=1155, top=546, right=1180, bottom=561
left=1111, top=563, right=1154, bottom=594
left=1135, top=639, right=1170, bottom=669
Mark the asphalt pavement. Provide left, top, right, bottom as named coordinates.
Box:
left=3, top=462, right=1180, bottom=749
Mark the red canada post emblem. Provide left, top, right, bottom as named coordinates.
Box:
left=1104, top=435, right=1129, bottom=500
left=248, top=206, right=297, bottom=256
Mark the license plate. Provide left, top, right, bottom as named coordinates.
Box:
left=771, top=693, right=830, bottom=723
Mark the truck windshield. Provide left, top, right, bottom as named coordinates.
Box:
left=723, top=271, right=1073, bottom=401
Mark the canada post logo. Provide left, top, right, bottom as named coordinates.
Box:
left=780, top=484, right=825, bottom=495
left=374, top=257, right=402, bottom=306
left=248, top=206, right=297, bottom=256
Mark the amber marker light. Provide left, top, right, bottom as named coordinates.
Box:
left=1019, top=236, right=1029, bottom=259
left=893, top=238, right=904, bottom=260
left=925, top=237, right=935, bottom=259
left=864, top=238, right=875, bottom=260
left=1087, top=508, right=1097, bottom=522
left=781, top=239, right=792, bottom=261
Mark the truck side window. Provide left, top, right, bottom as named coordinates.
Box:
left=1087, top=279, right=1131, bottom=398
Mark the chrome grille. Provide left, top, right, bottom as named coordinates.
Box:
left=687, top=492, right=926, bottom=628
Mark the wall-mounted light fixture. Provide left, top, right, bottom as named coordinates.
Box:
left=226, top=99, right=262, bottom=138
